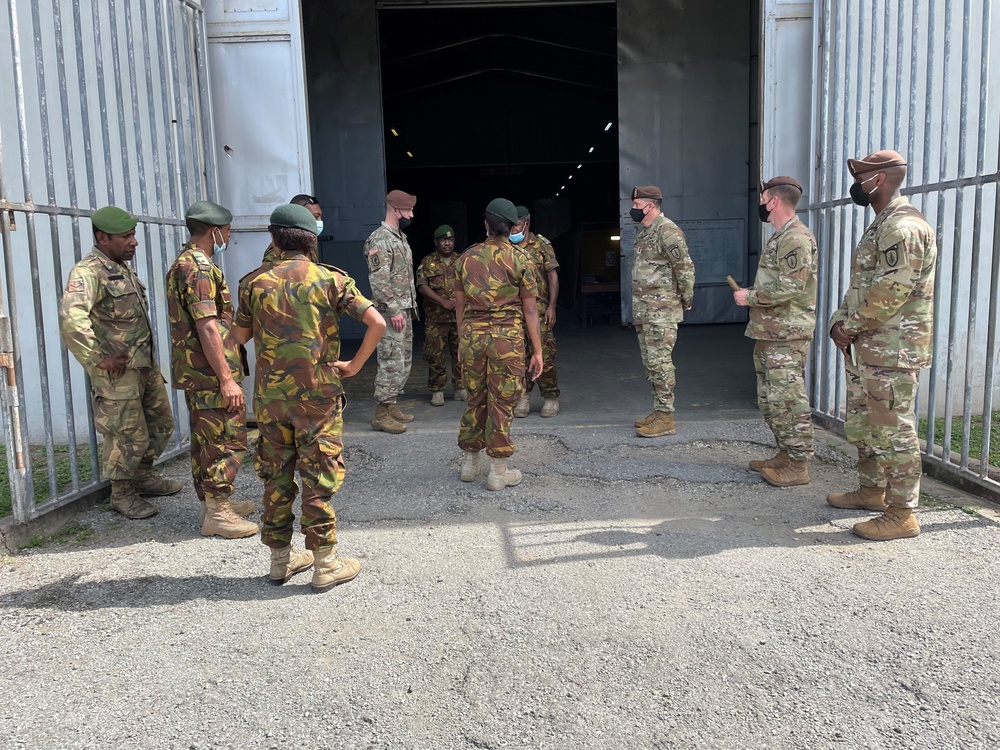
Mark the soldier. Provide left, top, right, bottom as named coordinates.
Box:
left=455, top=198, right=543, bottom=491
left=511, top=205, right=561, bottom=419
left=365, top=190, right=418, bottom=434
left=629, top=186, right=696, bottom=437
left=734, top=177, right=818, bottom=488
left=166, top=201, right=258, bottom=539
left=416, top=224, right=465, bottom=406
left=262, top=194, right=323, bottom=264
left=234, top=204, right=385, bottom=590
left=59, top=206, right=181, bottom=519
left=828, top=150, right=937, bottom=541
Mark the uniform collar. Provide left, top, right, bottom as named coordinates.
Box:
left=380, top=221, right=404, bottom=239
left=870, top=195, right=910, bottom=230
left=93, top=246, right=126, bottom=270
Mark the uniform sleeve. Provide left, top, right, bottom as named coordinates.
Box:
left=841, top=226, right=926, bottom=336
left=58, top=265, right=103, bottom=369
left=183, top=259, right=220, bottom=321
left=542, top=240, right=560, bottom=272
left=415, top=257, right=431, bottom=288
left=235, top=277, right=253, bottom=330
left=335, top=273, right=374, bottom=321
left=519, top=256, right=540, bottom=298
left=662, top=228, right=695, bottom=307
left=748, top=234, right=813, bottom=308
left=365, top=234, right=400, bottom=316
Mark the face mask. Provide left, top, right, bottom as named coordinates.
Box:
left=397, top=211, right=412, bottom=230
left=757, top=201, right=771, bottom=222
left=510, top=231, right=525, bottom=243
left=212, top=228, right=227, bottom=258
left=315, top=220, right=324, bottom=235
left=849, top=174, right=880, bottom=207
left=629, top=207, right=646, bottom=223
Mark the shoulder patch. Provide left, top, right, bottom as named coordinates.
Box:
left=367, top=247, right=381, bottom=271
left=882, top=243, right=901, bottom=268
left=782, top=250, right=798, bottom=270
left=66, top=278, right=84, bottom=294
left=667, top=244, right=682, bottom=260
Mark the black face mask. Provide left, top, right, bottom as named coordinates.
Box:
left=849, top=182, right=871, bottom=207
left=757, top=203, right=771, bottom=222
left=398, top=216, right=412, bottom=230
left=629, top=207, right=646, bottom=223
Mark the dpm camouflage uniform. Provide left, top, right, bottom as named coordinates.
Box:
left=364, top=222, right=417, bottom=403
left=416, top=251, right=460, bottom=392
left=457, top=236, right=538, bottom=458
left=631, top=214, right=696, bottom=413
left=166, top=242, right=247, bottom=504
left=520, top=233, right=560, bottom=399
left=59, top=248, right=174, bottom=480
left=745, top=218, right=818, bottom=461
left=262, top=241, right=316, bottom=264
left=236, top=255, right=373, bottom=550
left=831, top=197, right=936, bottom=509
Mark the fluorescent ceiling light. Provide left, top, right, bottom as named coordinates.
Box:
left=391, top=129, right=398, bottom=136
left=611, top=235, right=621, bottom=241
left=604, top=122, right=612, bottom=131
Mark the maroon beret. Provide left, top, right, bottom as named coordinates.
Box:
left=386, top=190, right=417, bottom=210
left=631, top=185, right=663, bottom=200
left=759, top=176, right=802, bottom=193
left=847, top=150, right=907, bottom=177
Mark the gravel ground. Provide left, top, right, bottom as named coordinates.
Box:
left=2, top=407, right=999, bottom=750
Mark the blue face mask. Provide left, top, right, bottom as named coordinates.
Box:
left=212, top=228, right=227, bottom=259
left=510, top=231, right=525, bottom=243
left=315, top=220, right=324, bottom=235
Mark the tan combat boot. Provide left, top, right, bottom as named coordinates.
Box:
left=852, top=506, right=920, bottom=540
left=269, top=545, right=314, bottom=585
left=460, top=450, right=481, bottom=482
left=311, top=545, right=361, bottom=592
left=388, top=402, right=414, bottom=423
left=201, top=498, right=259, bottom=539
left=761, top=456, right=810, bottom=487
left=431, top=391, right=445, bottom=407
left=372, top=403, right=406, bottom=434
left=827, top=485, right=887, bottom=511
left=486, top=457, right=522, bottom=491
left=749, top=449, right=788, bottom=472
left=513, top=395, right=530, bottom=418
left=540, top=398, right=560, bottom=418
left=200, top=498, right=255, bottom=526
left=110, top=480, right=158, bottom=519
left=132, top=461, right=182, bottom=496
left=454, top=388, right=468, bottom=402
left=635, top=411, right=675, bottom=438
left=634, top=411, right=658, bottom=428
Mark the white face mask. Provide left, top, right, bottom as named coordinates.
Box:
left=315, top=220, right=324, bottom=235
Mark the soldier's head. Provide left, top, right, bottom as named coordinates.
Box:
left=290, top=194, right=324, bottom=235
left=758, top=177, right=802, bottom=225
left=433, top=225, right=456, bottom=256
left=511, top=205, right=531, bottom=244
left=91, top=206, right=139, bottom=263
left=185, top=201, right=233, bottom=256
left=630, top=186, right=662, bottom=225
left=483, top=198, right=518, bottom=239
left=848, top=150, right=907, bottom=210
left=267, top=204, right=318, bottom=256
left=385, top=190, right=416, bottom=230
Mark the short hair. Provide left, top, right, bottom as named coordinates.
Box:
left=767, top=185, right=802, bottom=209
left=485, top=213, right=512, bottom=237
left=268, top=225, right=318, bottom=254
left=290, top=194, right=319, bottom=207
left=185, top=217, right=215, bottom=235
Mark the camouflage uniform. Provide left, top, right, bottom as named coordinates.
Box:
left=520, top=233, right=560, bottom=398
left=236, top=255, right=373, bottom=549
left=631, top=213, right=696, bottom=413
left=457, top=236, right=538, bottom=457
left=166, top=242, right=247, bottom=503
left=745, top=218, right=818, bottom=461
left=262, top=241, right=315, bottom=264
left=364, top=222, right=417, bottom=403
left=415, top=251, right=461, bottom=392
left=59, top=248, right=174, bottom=480
left=831, top=196, right=936, bottom=508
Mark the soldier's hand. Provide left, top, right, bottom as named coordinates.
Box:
left=220, top=378, right=245, bottom=413
left=544, top=306, right=557, bottom=328
left=332, top=360, right=359, bottom=378
left=96, top=352, right=127, bottom=378
left=830, top=321, right=854, bottom=353
left=442, top=299, right=456, bottom=311
left=528, top=352, right=543, bottom=381
left=390, top=313, right=406, bottom=332
left=733, top=289, right=749, bottom=306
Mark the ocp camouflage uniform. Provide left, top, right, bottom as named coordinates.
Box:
left=166, top=242, right=246, bottom=504
left=520, top=233, right=560, bottom=398
left=631, top=213, right=696, bottom=413
left=58, top=248, right=174, bottom=480
left=236, top=255, right=373, bottom=549
left=457, top=237, right=538, bottom=457
left=831, top=196, right=936, bottom=508
left=364, top=223, right=417, bottom=403
left=416, top=251, right=460, bottom=392
left=745, top=218, right=818, bottom=461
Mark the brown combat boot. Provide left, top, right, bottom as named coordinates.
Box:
left=431, top=391, right=445, bottom=407
left=269, top=545, right=314, bottom=585
left=634, top=411, right=658, bottom=428
left=132, top=461, right=182, bottom=496
left=388, top=402, right=414, bottom=423
left=761, top=456, right=810, bottom=487
left=200, top=498, right=255, bottom=526
left=460, top=450, right=481, bottom=482
left=826, top=485, right=887, bottom=511
left=372, top=403, right=407, bottom=434
left=110, top=480, right=158, bottom=519
left=513, top=395, right=530, bottom=418
left=749, top=449, right=788, bottom=472
left=852, top=506, right=920, bottom=540
left=201, top=498, right=259, bottom=539
left=486, top=457, right=522, bottom=491
left=540, top=398, right=560, bottom=418
left=635, top=411, right=675, bottom=438
left=311, top=545, right=361, bottom=592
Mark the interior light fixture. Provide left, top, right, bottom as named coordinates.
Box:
left=611, top=235, right=621, bottom=241
left=561, top=185, right=566, bottom=190
left=406, top=151, right=413, bottom=158
left=556, top=192, right=560, bottom=196
left=391, top=128, right=398, bottom=136
left=588, top=146, right=594, bottom=153
left=568, top=175, right=573, bottom=180
left=604, top=122, right=612, bottom=131
left=576, top=164, right=582, bottom=169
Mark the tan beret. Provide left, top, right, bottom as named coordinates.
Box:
left=759, top=176, right=802, bottom=193
left=387, top=190, right=417, bottom=210
left=847, top=150, right=907, bottom=177
left=632, top=185, right=662, bottom=200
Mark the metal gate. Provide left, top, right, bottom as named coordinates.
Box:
left=0, top=0, right=216, bottom=523
left=807, top=0, right=1000, bottom=498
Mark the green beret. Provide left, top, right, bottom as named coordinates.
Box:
left=185, top=201, right=233, bottom=227
left=515, top=205, right=530, bottom=220
left=269, top=204, right=317, bottom=235
left=91, top=206, right=138, bottom=234
left=485, top=198, right=518, bottom=225
left=433, top=225, right=455, bottom=239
